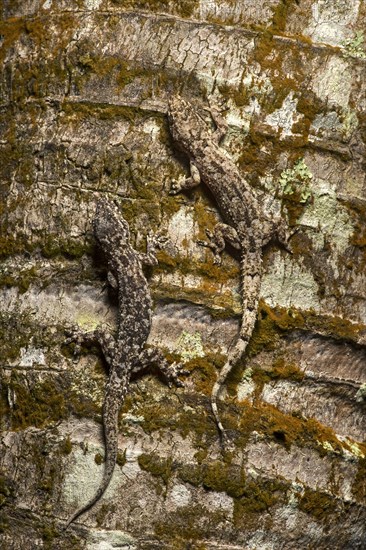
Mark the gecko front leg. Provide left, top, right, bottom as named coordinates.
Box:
left=206, top=99, right=228, bottom=144
left=197, top=223, right=241, bottom=265
left=138, top=231, right=168, bottom=267
left=170, top=160, right=201, bottom=195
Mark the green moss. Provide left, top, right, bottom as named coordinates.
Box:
left=0, top=211, right=93, bottom=261
left=177, top=403, right=218, bottom=447
left=233, top=478, right=278, bottom=523
left=176, top=457, right=247, bottom=497
left=178, top=464, right=202, bottom=487
left=137, top=392, right=217, bottom=449
left=41, top=236, right=94, bottom=260
left=238, top=128, right=305, bottom=192
left=269, top=0, right=298, bottom=34
left=148, top=451, right=288, bottom=545
left=229, top=398, right=346, bottom=455
left=119, top=198, right=161, bottom=229
left=94, top=452, right=104, bottom=465
left=226, top=355, right=304, bottom=403
left=110, top=0, right=197, bottom=18
left=116, top=450, right=127, bottom=468
left=0, top=266, right=37, bottom=293
left=252, top=357, right=304, bottom=390
left=0, top=330, right=102, bottom=429
left=61, top=436, right=73, bottom=455
left=155, top=249, right=239, bottom=284
left=154, top=504, right=226, bottom=548
left=218, top=82, right=250, bottom=108
left=67, top=34, right=177, bottom=100
left=247, top=301, right=365, bottom=354
left=41, top=524, right=58, bottom=544
left=138, top=399, right=179, bottom=435
left=68, top=385, right=102, bottom=423
left=298, top=488, right=339, bottom=522
left=138, top=453, right=173, bottom=485
left=201, top=461, right=246, bottom=498
left=0, top=313, right=34, bottom=362
left=183, top=353, right=225, bottom=396
left=61, top=100, right=139, bottom=123
left=0, top=17, right=25, bottom=63
left=5, top=375, right=67, bottom=431
left=0, top=473, right=15, bottom=509
left=294, top=91, right=328, bottom=135
left=352, top=457, right=366, bottom=503
left=246, top=301, right=282, bottom=356
left=0, top=14, right=76, bottom=107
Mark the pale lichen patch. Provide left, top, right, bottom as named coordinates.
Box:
left=298, top=181, right=354, bottom=254
left=305, top=0, right=361, bottom=46
left=166, top=483, right=192, bottom=508
left=18, top=346, right=46, bottom=367
left=311, top=57, right=352, bottom=109
left=87, top=529, right=137, bottom=550
left=166, top=207, right=196, bottom=252
left=261, top=253, right=321, bottom=312
left=264, top=92, right=300, bottom=137
left=175, top=330, right=205, bottom=362
left=236, top=367, right=255, bottom=402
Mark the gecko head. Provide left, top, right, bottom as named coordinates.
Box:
left=93, top=199, right=130, bottom=250
left=167, top=95, right=189, bottom=120
left=167, top=95, right=199, bottom=151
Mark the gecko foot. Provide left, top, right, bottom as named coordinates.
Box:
left=138, top=348, right=189, bottom=387
left=197, top=229, right=223, bottom=265
left=64, top=326, right=84, bottom=356
left=220, top=431, right=235, bottom=451
left=149, top=231, right=169, bottom=250
left=166, top=362, right=190, bottom=388
left=169, top=177, right=184, bottom=195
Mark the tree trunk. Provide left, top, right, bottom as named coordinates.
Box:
left=1, top=1, right=365, bottom=548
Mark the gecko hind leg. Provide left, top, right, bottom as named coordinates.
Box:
left=134, top=347, right=188, bottom=387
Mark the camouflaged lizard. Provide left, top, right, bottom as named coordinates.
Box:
left=64, top=199, right=184, bottom=528
left=168, top=96, right=288, bottom=445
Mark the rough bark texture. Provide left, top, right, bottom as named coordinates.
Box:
left=1, top=1, right=366, bottom=548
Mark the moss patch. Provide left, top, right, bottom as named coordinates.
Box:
left=110, top=0, right=197, bottom=18
left=227, top=399, right=347, bottom=456
left=247, top=301, right=365, bottom=356
left=5, top=375, right=67, bottom=430
left=138, top=453, right=173, bottom=485
left=298, top=488, right=340, bottom=522
left=0, top=365, right=102, bottom=431
left=269, top=0, right=299, bottom=34
left=352, top=457, right=366, bottom=503
left=154, top=504, right=226, bottom=549
left=0, top=266, right=37, bottom=294
left=233, top=478, right=287, bottom=530
left=140, top=450, right=291, bottom=545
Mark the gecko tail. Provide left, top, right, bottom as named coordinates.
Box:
left=63, top=375, right=122, bottom=531
left=211, top=337, right=249, bottom=445
left=63, top=450, right=117, bottom=531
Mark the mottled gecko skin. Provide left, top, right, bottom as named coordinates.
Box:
left=168, top=96, right=288, bottom=445
left=64, top=200, right=184, bottom=528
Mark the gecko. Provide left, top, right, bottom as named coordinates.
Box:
left=64, top=199, right=185, bottom=529
left=168, top=96, right=289, bottom=445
